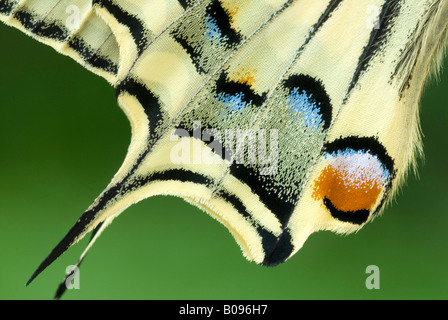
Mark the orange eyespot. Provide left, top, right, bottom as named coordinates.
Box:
left=312, top=148, right=392, bottom=224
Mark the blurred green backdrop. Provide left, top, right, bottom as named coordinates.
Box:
left=0, top=21, right=447, bottom=300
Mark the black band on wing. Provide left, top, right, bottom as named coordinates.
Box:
left=93, top=0, right=150, bottom=55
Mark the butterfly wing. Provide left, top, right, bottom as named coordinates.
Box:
left=0, top=0, right=121, bottom=83
left=0, top=0, right=213, bottom=82
left=2, top=0, right=447, bottom=290
left=24, top=0, right=312, bottom=284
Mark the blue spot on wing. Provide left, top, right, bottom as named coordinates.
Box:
left=283, top=74, right=332, bottom=130
left=218, top=92, right=249, bottom=115
left=215, top=72, right=267, bottom=117
left=288, top=88, right=324, bottom=131
left=205, top=15, right=229, bottom=43
left=203, top=0, right=241, bottom=46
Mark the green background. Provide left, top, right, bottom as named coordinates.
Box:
left=0, top=22, right=447, bottom=300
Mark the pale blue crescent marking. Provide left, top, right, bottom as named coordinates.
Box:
left=205, top=15, right=228, bottom=43
left=287, top=88, right=323, bottom=131
left=326, top=148, right=392, bottom=186
left=218, top=92, right=249, bottom=116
